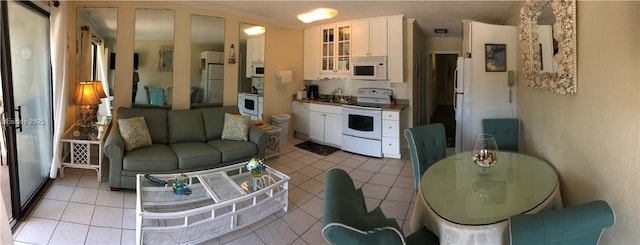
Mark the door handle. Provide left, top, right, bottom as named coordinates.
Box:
left=15, top=106, right=22, bottom=132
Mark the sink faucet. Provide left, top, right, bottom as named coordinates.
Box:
left=336, top=88, right=343, bottom=96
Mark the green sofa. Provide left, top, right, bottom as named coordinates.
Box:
left=322, top=168, right=439, bottom=245
left=104, top=106, right=269, bottom=190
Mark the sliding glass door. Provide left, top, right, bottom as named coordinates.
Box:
left=1, top=0, right=53, bottom=225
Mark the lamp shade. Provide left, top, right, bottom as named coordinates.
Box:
left=92, top=80, right=108, bottom=98
left=73, top=81, right=101, bottom=105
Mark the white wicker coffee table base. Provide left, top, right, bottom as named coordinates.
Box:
left=135, top=162, right=289, bottom=245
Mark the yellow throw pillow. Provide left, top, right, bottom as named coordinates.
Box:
left=118, top=116, right=153, bottom=151
left=221, top=113, right=251, bottom=141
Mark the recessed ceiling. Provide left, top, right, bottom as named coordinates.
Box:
left=179, top=1, right=523, bottom=37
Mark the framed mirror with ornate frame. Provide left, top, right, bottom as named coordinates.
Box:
left=520, top=0, right=577, bottom=95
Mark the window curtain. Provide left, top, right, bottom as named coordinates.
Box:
left=48, top=2, right=68, bottom=179
left=96, top=44, right=111, bottom=116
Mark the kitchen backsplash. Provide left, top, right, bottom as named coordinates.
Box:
left=304, top=79, right=408, bottom=99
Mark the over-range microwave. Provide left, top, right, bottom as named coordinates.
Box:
left=252, top=61, right=264, bottom=77
left=351, top=56, right=387, bottom=80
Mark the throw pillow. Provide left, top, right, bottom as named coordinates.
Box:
left=221, top=113, right=250, bottom=141
left=118, top=116, right=153, bottom=151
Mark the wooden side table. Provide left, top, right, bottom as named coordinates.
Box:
left=60, top=116, right=111, bottom=182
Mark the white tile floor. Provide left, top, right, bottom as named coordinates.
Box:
left=13, top=137, right=423, bottom=245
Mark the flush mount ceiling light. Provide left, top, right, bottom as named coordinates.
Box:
left=244, top=26, right=265, bottom=36
left=297, top=8, right=338, bottom=23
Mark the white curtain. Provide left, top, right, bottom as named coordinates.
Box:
left=96, top=45, right=111, bottom=116
left=48, top=2, right=68, bottom=179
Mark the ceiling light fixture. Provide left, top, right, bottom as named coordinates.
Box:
left=244, top=26, right=265, bottom=36
left=297, top=8, right=338, bottom=23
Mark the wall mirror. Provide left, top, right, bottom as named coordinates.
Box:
left=520, top=0, right=577, bottom=95
left=134, top=9, right=174, bottom=106
left=158, top=45, right=173, bottom=71
left=190, top=14, right=225, bottom=106
left=238, top=23, right=266, bottom=95
left=76, top=7, right=117, bottom=116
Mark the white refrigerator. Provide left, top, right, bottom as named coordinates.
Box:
left=454, top=56, right=516, bottom=153
left=201, top=63, right=224, bottom=104
left=454, top=57, right=472, bottom=153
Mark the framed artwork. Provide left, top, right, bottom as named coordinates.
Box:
left=158, top=46, right=173, bottom=72
left=485, top=44, right=506, bottom=72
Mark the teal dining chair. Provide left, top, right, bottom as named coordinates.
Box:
left=145, top=86, right=165, bottom=106
left=482, top=118, right=519, bottom=152
left=509, top=200, right=615, bottom=245
left=323, top=168, right=440, bottom=245
left=404, top=123, right=447, bottom=190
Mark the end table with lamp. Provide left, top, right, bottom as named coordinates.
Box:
left=60, top=81, right=111, bottom=182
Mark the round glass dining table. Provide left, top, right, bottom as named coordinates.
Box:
left=409, top=151, right=563, bottom=244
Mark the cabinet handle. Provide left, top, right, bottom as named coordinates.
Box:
left=388, top=115, right=392, bottom=118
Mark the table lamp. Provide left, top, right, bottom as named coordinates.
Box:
left=73, top=81, right=101, bottom=127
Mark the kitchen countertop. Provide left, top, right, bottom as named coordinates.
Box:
left=292, top=95, right=409, bottom=112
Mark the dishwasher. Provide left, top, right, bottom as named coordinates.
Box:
left=292, top=101, right=309, bottom=140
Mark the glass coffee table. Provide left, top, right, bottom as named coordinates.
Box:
left=135, top=162, right=289, bottom=245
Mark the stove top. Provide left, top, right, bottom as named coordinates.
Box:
left=353, top=88, right=393, bottom=109
left=353, top=102, right=387, bottom=108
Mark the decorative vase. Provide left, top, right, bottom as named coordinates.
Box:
left=251, top=171, right=262, bottom=178
left=471, top=134, right=499, bottom=175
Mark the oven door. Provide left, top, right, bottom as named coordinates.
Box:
left=239, top=94, right=259, bottom=116
left=342, top=106, right=382, bottom=140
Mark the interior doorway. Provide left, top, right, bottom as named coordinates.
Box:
left=430, top=53, right=458, bottom=147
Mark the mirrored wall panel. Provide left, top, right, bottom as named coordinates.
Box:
left=190, top=15, right=225, bottom=107
left=238, top=23, right=265, bottom=95
left=134, top=9, right=174, bottom=106
left=77, top=7, right=117, bottom=115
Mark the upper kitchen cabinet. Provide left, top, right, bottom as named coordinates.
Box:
left=247, top=35, right=265, bottom=63
left=320, top=21, right=351, bottom=79
left=303, top=15, right=405, bottom=82
left=387, top=15, right=404, bottom=83
left=352, top=17, right=387, bottom=57
left=303, top=25, right=321, bottom=80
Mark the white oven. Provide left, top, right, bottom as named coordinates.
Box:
left=342, top=105, right=383, bottom=157
left=238, top=93, right=261, bottom=120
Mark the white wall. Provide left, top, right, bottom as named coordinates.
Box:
left=465, top=21, right=517, bottom=149
left=66, top=1, right=304, bottom=126
left=514, top=2, right=640, bottom=243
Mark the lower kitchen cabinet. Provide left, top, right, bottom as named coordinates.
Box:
left=382, top=110, right=401, bottom=159
left=309, top=104, right=342, bottom=148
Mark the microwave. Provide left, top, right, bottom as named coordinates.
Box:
left=351, top=56, right=387, bottom=80
left=252, top=61, right=264, bottom=77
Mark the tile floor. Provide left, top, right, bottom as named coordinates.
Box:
left=13, top=137, right=425, bottom=245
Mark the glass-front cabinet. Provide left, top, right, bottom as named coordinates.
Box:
left=320, top=22, right=350, bottom=78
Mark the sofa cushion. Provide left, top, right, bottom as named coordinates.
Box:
left=118, top=107, right=168, bottom=144
left=123, top=144, right=178, bottom=171
left=221, top=113, right=251, bottom=141
left=118, top=117, right=153, bottom=151
left=170, top=142, right=221, bottom=169
left=202, top=106, right=241, bottom=140
left=167, top=110, right=206, bottom=144
left=207, top=139, right=257, bottom=162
